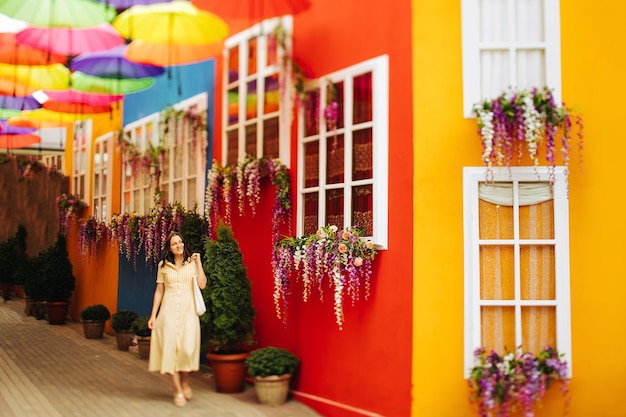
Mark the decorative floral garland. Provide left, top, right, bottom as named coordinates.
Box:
left=273, top=225, right=377, bottom=330
left=473, top=87, right=584, bottom=186
left=78, top=216, right=109, bottom=260
left=468, top=346, right=570, bottom=417
left=56, top=193, right=88, bottom=235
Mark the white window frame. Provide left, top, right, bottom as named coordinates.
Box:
left=121, top=94, right=207, bottom=215
left=461, top=0, right=562, bottom=117
left=72, top=119, right=92, bottom=201
left=92, top=132, right=114, bottom=222
left=222, top=16, right=292, bottom=166
left=297, top=55, right=389, bottom=249
left=463, top=166, right=572, bottom=378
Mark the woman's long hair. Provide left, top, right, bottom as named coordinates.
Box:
left=160, top=231, right=192, bottom=265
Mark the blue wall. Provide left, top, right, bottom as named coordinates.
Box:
left=117, top=60, right=216, bottom=314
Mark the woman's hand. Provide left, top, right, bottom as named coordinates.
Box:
left=191, top=252, right=201, bottom=263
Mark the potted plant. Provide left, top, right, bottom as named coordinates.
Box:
left=19, top=254, right=46, bottom=319
left=111, top=309, right=139, bottom=351
left=80, top=304, right=111, bottom=339
left=131, top=316, right=151, bottom=359
left=201, top=222, right=256, bottom=393
left=39, top=234, right=76, bottom=325
left=245, top=346, right=301, bottom=406
left=0, top=225, right=26, bottom=301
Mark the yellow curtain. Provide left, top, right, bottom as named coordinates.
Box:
left=479, top=197, right=556, bottom=354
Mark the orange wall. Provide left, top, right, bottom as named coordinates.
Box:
left=213, top=1, right=414, bottom=416
left=412, top=0, right=626, bottom=415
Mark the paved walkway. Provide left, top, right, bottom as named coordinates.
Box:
left=0, top=298, right=323, bottom=417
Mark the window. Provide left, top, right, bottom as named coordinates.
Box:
left=72, top=120, right=92, bottom=201
left=461, top=0, right=562, bottom=117
left=121, top=94, right=207, bottom=215
left=298, top=56, right=389, bottom=248
left=222, top=16, right=291, bottom=166
left=463, top=167, right=572, bottom=377
left=92, top=133, right=114, bottom=222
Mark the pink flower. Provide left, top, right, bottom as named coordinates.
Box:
left=353, top=257, right=363, bottom=267
left=338, top=243, right=347, bottom=253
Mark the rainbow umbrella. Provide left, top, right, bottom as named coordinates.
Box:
left=0, top=63, right=70, bottom=94
left=71, top=71, right=155, bottom=94
left=0, top=0, right=117, bottom=28
left=95, top=0, right=175, bottom=11
left=0, top=33, right=68, bottom=66
left=15, top=23, right=125, bottom=57
left=125, top=39, right=223, bottom=66
left=71, top=45, right=165, bottom=78
left=0, top=108, right=23, bottom=119
left=0, top=94, right=41, bottom=111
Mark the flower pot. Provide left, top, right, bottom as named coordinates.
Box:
left=45, top=301, right=70, bottom=325
left=206, top=351, right=250, bottom=393
left=254, top=374, right=292, bottom=406
left=136, top=336, right=151, bottom=359
left=2, top=282, right=13, bottom=300
left=115, top=330, right=134, bottom=351
left=82, top=320, right=106, bottom=339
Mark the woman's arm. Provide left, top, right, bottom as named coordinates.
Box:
left=148, top=283, right=164, bottom=329
left=191, top=252, right=207, bottom=290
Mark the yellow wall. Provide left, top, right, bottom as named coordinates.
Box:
left=412, top=0, right=626, bottom=415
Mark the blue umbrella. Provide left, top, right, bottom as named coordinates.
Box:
left=71, top=45, right=165, bottom=79
left=0, top=94, right=42, bottom=111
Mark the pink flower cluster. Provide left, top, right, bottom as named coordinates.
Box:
left=468, top=346, right=570, bottom=417
left=56, top=193, right=87, bottom=235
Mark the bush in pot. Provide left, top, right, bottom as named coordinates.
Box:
left=131, top=316, right=151, bottom=359
left=0, top=225, right=26, bottom=301
left=80, top=304, right=111, bottom=339
left=201, top=222, right=256, bottom=393
left=111, top=309, right=139, bottom=351
left=40, top=234, right=76, bottom=325
left=245, top=346, right=301, bottom=406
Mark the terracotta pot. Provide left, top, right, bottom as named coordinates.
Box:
left=254, top=374, right=292, bottom=406
left=115, top=330, right=134, bottom=351
left=136, top=336, right=151, bottom=359
left=206, top=351, right=250, bottom=393
left=82, top=320, right=106, bottom=339
left=45, top=301, right=70, bottom=325
left=2, top=282, right=13, bottom=300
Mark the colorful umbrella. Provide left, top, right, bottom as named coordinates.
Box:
left=7, top=115, right=71, bottom=128
left=0, top=63, right=70, bottom=94
left=125, top=39, right=223, bottom=66
left=71, top=71, right=155, bottom=94
left=0, top=0, right=117, bottom=28
left=0, top=33, right=68, bottom=66
left=35, top=89, right=123, bottom=115
left=0, top=119, right=37, bottom=134
left=0, top=133, right=41, bottom=149
left=192, top=0, right=311, bottom=21
left=0, top=94, right=42, bottom=111
left=113, top=1, right=229, bottom=46
left=15, top=23, right=125, bottom=57
left=95, top=0, right=175, bottom=11
left=71, top=45, right=165, bottom=78
left=0, top=108, right=23, bottom=119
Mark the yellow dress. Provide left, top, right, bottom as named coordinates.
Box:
left=149, top=260, right=201, bottom=374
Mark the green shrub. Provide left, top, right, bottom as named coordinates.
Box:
left=80, top=304, right=111, bottom=322
left=131, top=316, right=151, bottom=338
left=111, top=310, right=139, bottom=332
left=245, top=347, right=300, bottom=378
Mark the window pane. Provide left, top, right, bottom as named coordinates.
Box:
left=352, top=128, right=372, bottom=180
left=516, top=49, right=546, bottom=90
left=522, top=306, right=556, bottom=355
left=515, top=0, right=544, bottom=42
left=228, top=46, right=239, bottom=83
left=479, top=198, right=514, bottom=239
left=248, top=38, right=257, bottom=76
left=246, top=80, right=257, bottom=120
left=303, top=193, right=319, bottom=235
left=520, top=245, right=555, bottom=300
left=94, top=173, right=101, bottom=195
left=304, top=141, right=319, bottom=188
left=326, top=189, right=344, bottom=227
left=352, top=185, right=373, bottom=235
left=227, top=130, right=238, bottom=166
left=330, top=81, right=344, bottom=130
left=187, top=141, right=196, bottom=174
left=353, top=72, right=372, bottom=124
left=326, top=133, right=344, bottom=184
left=162, top=149, right=170, bottom=178
left=519, top=200, right=553, bottom=239
left=267, top=33, right=277, bottom=66
left=263, top=117, right=279, bottom=159
left=173, top=181, right=182, bottom=204
left=174, top=146, right=183, bottom=178
left=481, top=306, right=515, bottom=353
left=480, top=245, right=515, bottom=300
left=264, top=75, right=279, bottom=114
left=228, top=88, right=239, bottom=126
left=480, top=0, right=510, bottom=42
left=304, top=90, right=320, bottom=137
left=245, top=124, right=257, bottom=158
left=481, top=50, right=510, bottom=99
left=187, top=178, right=196, bottom=208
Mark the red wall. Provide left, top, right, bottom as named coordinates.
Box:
left=205, top=1, right=414, bottom=416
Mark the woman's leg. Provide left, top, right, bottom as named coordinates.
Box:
left=180, top=371, right=192, bottom=399
left=171, top=372, right=186, bottom=406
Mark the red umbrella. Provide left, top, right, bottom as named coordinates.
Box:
left=0, top=33, right=68, bottom=66
left=0, top=133, right=41, bottom=149
left=35, top=89, right=123, bottom=115
left=15, top=23, right=125, bottom=57
left=192, top=0, right=311, bottom=21
left=125, top=39, right=223, bottom=66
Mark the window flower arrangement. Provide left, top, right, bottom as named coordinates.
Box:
left=273, top=225, right=377, bottom=330
left=468, top=346, right=570, bottom=417
left=56, top=193, right=87, bottom=235
left=473, top=87, right=584, bottom=186
left=78, top=216, right=109, bottom=260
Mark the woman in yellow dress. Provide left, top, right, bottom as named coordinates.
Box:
left=148, top=231, right=207, bottom=407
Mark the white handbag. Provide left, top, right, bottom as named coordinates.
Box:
left=193, top=275, right=206, bottom=316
